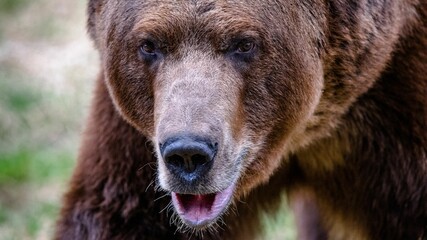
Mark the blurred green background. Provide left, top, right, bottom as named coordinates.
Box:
left=0, top=0, right=295, bottom=239
left=0, top=0, right=97, bottom=239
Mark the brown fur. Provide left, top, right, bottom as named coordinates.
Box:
left=56, top=0, right=427, bottom=239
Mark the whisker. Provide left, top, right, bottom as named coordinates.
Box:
left=140, top=161, right=157, bottom=171
left=153, top=193, right=169, bottom=202
left=160, top=201, right=172, bottom=213
left=145, top=179, right=155, bottom=192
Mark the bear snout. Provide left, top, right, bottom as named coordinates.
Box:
left=160, top=136, right=218, bottom=187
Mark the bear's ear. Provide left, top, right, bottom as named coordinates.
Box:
left=87, top=0, right=104, bottom=42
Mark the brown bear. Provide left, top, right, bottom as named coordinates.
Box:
left=55, top=0, right=427, bottom=239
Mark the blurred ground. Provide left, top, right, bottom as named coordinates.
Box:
left=0, top=0, right=295, bottom=239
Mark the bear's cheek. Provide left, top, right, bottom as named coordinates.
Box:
left=235, top=66, right=324, bottom=193
left=245, top=71, right=322, bottom=136
left=103, top=64, right=156, bottom=137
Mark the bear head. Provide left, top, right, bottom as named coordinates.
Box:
left=88, top=0, right=404, bottom=229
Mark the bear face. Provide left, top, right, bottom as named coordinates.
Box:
left=89, top=0, right=407, bottom=229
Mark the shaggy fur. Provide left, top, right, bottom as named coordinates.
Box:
left=56, top=0, right=427, bottom=239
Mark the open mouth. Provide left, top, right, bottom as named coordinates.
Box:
left=171, top=183, right=235, bottom=228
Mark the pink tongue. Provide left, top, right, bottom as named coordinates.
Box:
left=175, top=193, right=216, bottom=221
left=171, top=184, right=235, bottom=226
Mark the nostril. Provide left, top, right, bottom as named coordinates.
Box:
left=191, top=154, right=208, bottom=165
left=167, top=154, right=184, bottom=168
left=189, top=154, right=209, bottom=172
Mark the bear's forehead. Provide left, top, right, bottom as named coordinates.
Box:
left=132, top=0, right=264, bottom=28
left=129, top=0, right=268, bottom=44
left=137, top=0, right=250, bottom=14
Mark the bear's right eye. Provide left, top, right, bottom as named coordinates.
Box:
left=139, top=40, right=159, bottom=62
left=141, top=42, right=156, bottom=54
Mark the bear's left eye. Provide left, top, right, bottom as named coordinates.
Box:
left=236, top=41, right=255, bottom=54
left=227, top=39, right=258, bottom=64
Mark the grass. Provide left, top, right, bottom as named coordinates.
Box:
left=0, top=69, right=77, bottom=239
left=0, top=0, right=29, bottom=14
left=0, top=149, right=75, bottom=240
left=0, top=149, right=75, bottom=184
left=262, top=205, right=296, bottom=240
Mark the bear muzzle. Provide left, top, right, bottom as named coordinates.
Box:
left=158, top=134, right=237, bottom=228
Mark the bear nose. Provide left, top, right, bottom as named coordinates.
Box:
left=160, top=136, right=217, bottom=182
